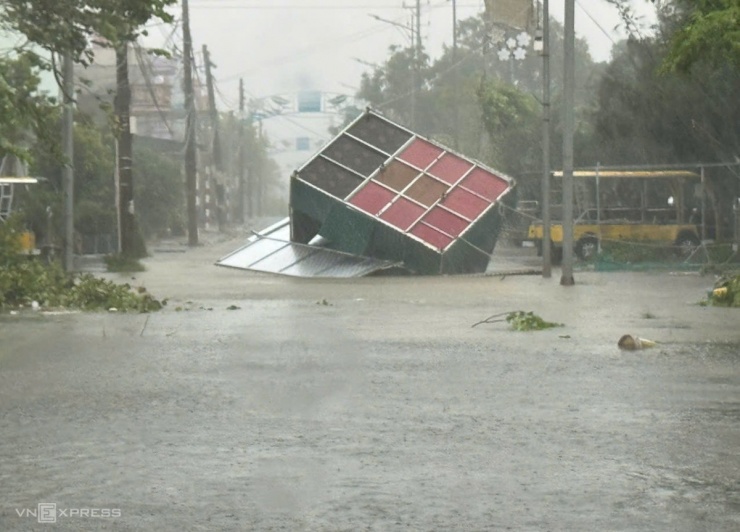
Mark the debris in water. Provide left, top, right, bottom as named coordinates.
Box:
left=472, top=310, right=563, bottom=331
left=618, top=334, right=657, bottom=350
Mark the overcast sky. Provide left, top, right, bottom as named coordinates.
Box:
left=150, top=0, right=657, bottom=110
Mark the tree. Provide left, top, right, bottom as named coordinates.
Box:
left=133, top=143, right=184, bottom=239
left=592, top=3, right=739, bottom=239
left=0, top=0, right=175, bottom=65
left=2, top=0, right=176, bottom=257
left=23, top=116, right=116, bottom=249
left=355, top=10, right=603, bottom=206
left=477, top=80, right=540, bottom=178
left=660, top=0, right=740, bottom=73
left=0, top=53, right=57, bottom=160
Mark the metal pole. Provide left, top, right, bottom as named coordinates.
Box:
left=238, top=78, right=245, bottom=224
left=412, top=0, right=421, bottom=129
left=541, top=0, right=552, bottom=277
left=62, top=51, right=75, bottom=271
left=560, top=0, right=575, bottom=286
left=596, top=161, right=601, bottom=254
left=114, top=139, right=121, bottom=253
left=183, top=0, right=199, bottom=246
left=700, top=166, right=706, bottom=241
left=115, top=42, right=135, bottom=257
left=452, top=0, right=458, bottom=149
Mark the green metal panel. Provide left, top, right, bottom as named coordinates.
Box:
left=319, top=205, right=376, bottom=256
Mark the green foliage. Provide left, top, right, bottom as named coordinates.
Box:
left=27, top=119, right=117, bottom=243
left=506, top=311, right=563, bottom=332
left=592, top=4, right=738, bottom=239
left=0, top=257, right=163, bottom=312
left=1, top=216, right=161, bottom=312
left=64, top=274, right=162, bottom=312
left=472, top=309, right=563, bottom=330
left=354, top=11, right=601, bottom=190
left=1, top=0, right=176, bottom=65
left=598, top=240, right=680, bottom=264
left=0, top=53, right=58, bottom=161
left=477, top=81, right=540, bottom=177
left=0, top=216, right=25, bottom=264
left=662, top=0, right=740, bottom=73
left=132, top=144, right=184, bottom=238
left=706, top=272, right=740, bottom=307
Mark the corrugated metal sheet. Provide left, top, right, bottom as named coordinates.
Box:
left=216, top=218, right=400, bottom=278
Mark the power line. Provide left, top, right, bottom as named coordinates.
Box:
left=189, top=2, right=480, bottom=10
left=132, top=42, right=176, bottom=138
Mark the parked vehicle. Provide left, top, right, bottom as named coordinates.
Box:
left=527, top=208, right=700, bottom=261
left=525, top=169, right=703, bottom=261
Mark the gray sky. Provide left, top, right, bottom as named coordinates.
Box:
left=151, top=0, right=657, bottom=110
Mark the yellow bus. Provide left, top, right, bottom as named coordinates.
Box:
left=526, top=170, right=702, bottom=261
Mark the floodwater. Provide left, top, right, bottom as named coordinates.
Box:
left=1, top=233, right=739, bottom=530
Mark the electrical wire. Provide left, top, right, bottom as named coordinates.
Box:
left=188, top=2, right=480, bottom=10
left=132, top=42, right=176, bottom=138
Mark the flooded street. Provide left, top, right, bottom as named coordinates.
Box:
left=1, top=235, right=739, bottom=530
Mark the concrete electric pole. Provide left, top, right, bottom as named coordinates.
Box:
left=183, top=0, right=199, bottom=246
left=62, top=51, right=75, bottom=271
left=541, top=0, right=552, bottom=278
left=560, top=0, right=575, bottom=286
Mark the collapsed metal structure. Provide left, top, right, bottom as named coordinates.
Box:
left=218, top=108, right=516, bottom=277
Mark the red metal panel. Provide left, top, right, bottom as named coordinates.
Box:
left=410, top=223, right=454, bottom=250
left=427, top=153, right=474, bottom=184
left=460, top=168, right=509, bottom=201
left=398, top=138, right=443, bottom=169
left=349, top=181, right=395, bottom=215
left=422, top=207, right=469, bottom=237
left=380, top=197, right=425, bottom=231
left=441, top=188, right=490, bottom=219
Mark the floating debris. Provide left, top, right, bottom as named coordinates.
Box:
left=472, top=310, right=563, bottom=331
left=618, top=334, right=657, bottom=350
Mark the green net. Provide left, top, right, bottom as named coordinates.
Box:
left=588, top=238, right=739, bottom=272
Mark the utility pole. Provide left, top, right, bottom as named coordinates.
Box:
left=115, top=42, right=136, bottom=257
left=452, top=0, right=459, bottom=149
left=62, top=51, right=75, bottom=271
left=256, top=118, right=263, bottom=217
left=183, top=0, right=199, bottom=246
left=202, top=44, right=222, bottom=172
left=413, top=0, right=421, bottom=129
left=238, top=78, right=246, bottom=223
left=541, top=0, right=552, bottom=278
left=202, top=44, right=224, bottom=231
left=560, top=0, right=575, bottom=285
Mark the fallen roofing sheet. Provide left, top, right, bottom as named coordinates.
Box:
left=216, top=218, right=400, bottom=278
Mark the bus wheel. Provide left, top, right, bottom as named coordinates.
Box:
left=674, top=232, right=700, bottom=257
left=575, top=236, right=599, bottom=261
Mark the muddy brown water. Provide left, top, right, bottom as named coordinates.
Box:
left=1, top=235, right=738, bottom=530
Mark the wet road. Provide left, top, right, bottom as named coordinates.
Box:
left=1, top=238, right=739, bottom=530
